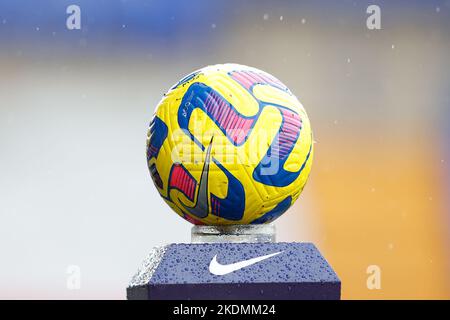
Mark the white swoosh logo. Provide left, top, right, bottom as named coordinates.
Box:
left=208, top=251, right=283, bottom=276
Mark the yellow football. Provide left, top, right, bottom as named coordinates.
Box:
left=147, top=64, right=313, bottom=225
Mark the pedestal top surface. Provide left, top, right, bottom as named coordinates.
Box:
left=149, top=242, right=340, bottom=285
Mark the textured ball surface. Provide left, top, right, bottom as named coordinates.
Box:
left=147, top=64, right=313, bottom=225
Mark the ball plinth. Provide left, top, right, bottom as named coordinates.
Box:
left=191, top=224, right=276, bottom=243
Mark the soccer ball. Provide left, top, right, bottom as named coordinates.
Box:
left=147, top=64, right=313, bottom=225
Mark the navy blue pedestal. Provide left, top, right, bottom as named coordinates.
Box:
left=127, top=242, right=340, bottom=300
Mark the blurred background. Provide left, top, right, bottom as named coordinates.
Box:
left=0, top=0, right=449, bottom=299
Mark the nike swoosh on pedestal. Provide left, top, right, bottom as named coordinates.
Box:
left=208, top=251, right=283, bottom=276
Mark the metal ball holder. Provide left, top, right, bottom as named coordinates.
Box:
left=127, top=224, right=340, bottom=300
